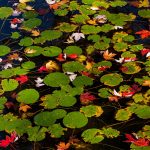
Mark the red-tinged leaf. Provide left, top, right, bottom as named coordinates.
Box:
left=37, top=8, right=49, bottom=15
left=134, top=138, right=149, bottom=147
left=0, top=132, right=17, bottom=148
left=122, top=91, right=135, bottom=98
left=80, top=92, right=96, bottom=105
left=56, top=142, right=70, bottom=150
left=67, top=54, right=78, bottom=59
left=98, top=66, right=109, bottom=71
left=15, top=75, right=28, bottom=84
left=108, top=96, right=120, bottom=102
left=120, top=66, right=128, bottom=72
left=124, top=134, right=149, bottom=147
left=10, top=18, right=22, bottom=24
left=5, top=102, right=15, bottom=109
left=56, top=54, right=66, bottom=62
left=49, top=0, right=69, bottom=10
left=141, top=48, right=150, bottom=56
left=81, top=71, right=91, bottom=77
left=124, top=134, right=136, bottom=143
left=38, top=66, right=48, bottom=72
left=135, top=30, right=150, bottom=39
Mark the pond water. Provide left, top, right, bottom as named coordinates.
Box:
left=0, top=0, right=150, bottom=150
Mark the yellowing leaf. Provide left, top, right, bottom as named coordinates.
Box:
left=45, top=61, right=60, bottom=72
left=76, top=55, right=87, bottom=63
left=142, top=80, right=150, bottom=87
left=24, top=48, right=36, bottom=54
left=19, top=0, right=32, bottom=3
left=103, top=50, right=116, bottom=60
left=85, top=61, right=94, bottom=70
left=87, top=19, right=97, bottom=25
left=139, top=0, right=149, bottom=7
left=31, top=29, right=40, bottom=37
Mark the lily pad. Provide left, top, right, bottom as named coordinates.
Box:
left=0, top=45, right=11, bottom=56
left=100, top=73, right=123, bottom=86
left=64, top=46, right=82, bottom=55
left=1, top=79, right=19, bottom=91
left=42, top=46, right=62, bottom=57
left=115, top=109, right=132, bottom=121
left=80, top=105, right=103, bottom=117
left=0, top=7, right=13, bottom=19
left=63, top=61, right=85, bottom=72
left=44, top=72, right=70, bottom=87
left=16, top=89, right=39, bottom=104
left=121, top=62, right=141, bottom=74
left=82, top=129, right=104, bottom=144
left=34, top=111, right=56, bottom=126
left=63, top=111, right=88, bottom=128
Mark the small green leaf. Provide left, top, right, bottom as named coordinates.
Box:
left=0, top=45, right=10, bottom=56
left=73, top=76, right=93, bottom=87
left=16, top=89, right=39, bottom=104
left=100, top=73, right=123, bottom=86
left=82, top=129, right=104, bottom=144
left=64, top=46, right=82, bottom=55
left=19, top=37, right=33, bottom=47
left=1, top=79, right=19, bottom=91
left=102, top=128, right=120, bottom=138
left=44, top=72, right=70, bottom=87
left=0, top=7, right=13, bottom=19
left=115, top=109, right=132, bottom=121
left=63, top=111, right=88, bottom=128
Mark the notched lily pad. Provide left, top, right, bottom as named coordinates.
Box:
left=100, top=73, right=123, bottom=86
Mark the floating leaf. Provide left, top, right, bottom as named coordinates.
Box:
left=48, top=124, right=66, bottom=138
left=0, top=7, right=13, bottom=19
left=42, top=46, right=62, bottom=57
left=0, top=97, right=7, bottom=110
left=80, top=105, right=103, bottom=117
left=63, top=112, right=88, bottom=128
left=19, top=37, right=33, bottom=47
left=21, top=61, right=35, bottom=69
left=16, top=89, right=39, bottom=104
left=1, top=79, right=19, bottom=92
left=27, top=126, right=48, bottom=141
left=115, top=109, right=132, bottom=121
left=56, top=23, right=77, bottom=32
left=138, top=9, right=150, bottom=18
left=22, top=18, right=42, bottom=29
left=63, top=61, right=85, bottom=72
left=98, top=88, right=112, bottom=98
left=82, top=129, right=104, bottom=144
left=102, top=128, right=120, bottom=138
left=24, top=46, right=43, bottom=57
left=100, top=73, right=123, bottom=86
left=34, top=111, right=56, bottom=126
left=64, top=46, right=82, bottom=55
left=11, top=32, right=21, bottom=39
left=0, top=45, right=11, bottom=56
left=72, top=76, right=93, bottom=87
left=121, top=62, right=141, bottom=74
left=44, top=72, right=70, bottom=87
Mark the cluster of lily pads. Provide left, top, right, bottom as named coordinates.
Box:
left=0, top=0, right=150, bottom=149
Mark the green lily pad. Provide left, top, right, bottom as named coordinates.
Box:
left=63, top=61, right=85, bottom=72
left=102, top=127, right=120, bottom=138
left=19, top=37, right=33, bottom=47
left=34, top=111, right=56, bottom=126
left=44, top=72, right=70, bottom=87
left=21, top=61, right=36, bottom=70
left=51, top=109, right=67, bottom=120
left=16, top=89, right=39, bottom=104
left=80, top=105, right=103, bottom=117
left=0, top=97, right=7, bottom=110
left=27, top=126, right=48, bottom=141
left=138, top=9, right=150, bottom=19
left=98, top=88, right=112, bottom=98
left=63, top=111, right=88, bottom=128
left=0, top=7, right=13, bottom=19
left=48, top=124, right=66, bottom=138
left=1, top=79, right=19, bottom=91
left=115, top=109, right=132, bottom=121
left=64, top=46, right=82, bottom=55
left=0, top=45, right=11, bottom=56
left=22, top=18, right=42, bottom=29
left=82, top=129, right=104, bottom=144
left=24, top=46, right=43, bottom=57
left=42, top=46, right=62, bottom=57
left=100, top=73, right=123, bottom=86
